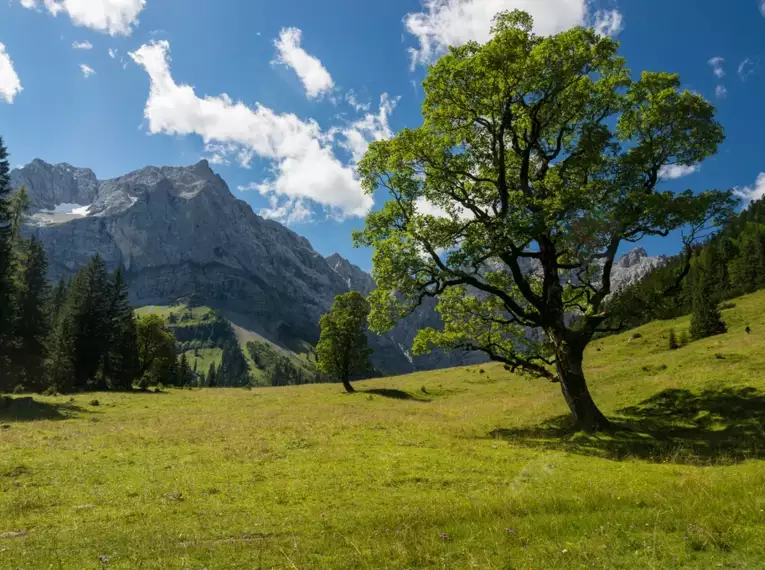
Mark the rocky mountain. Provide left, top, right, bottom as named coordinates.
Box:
left=10, top=159, right=666, bottom=375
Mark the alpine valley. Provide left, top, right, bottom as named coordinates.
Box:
left=10, top=159, right=665, bottom=375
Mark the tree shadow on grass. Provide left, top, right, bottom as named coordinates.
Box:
left=0, top=396, right=87, bottom=422
left=361, top=389, right=430, bottom=401
left=490, top=387, right=765, bottom=465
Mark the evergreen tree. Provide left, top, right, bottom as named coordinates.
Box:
left=690, top=250, right=727, bottom=340
left=13, top=237, right=51, bottom=390
left=176, top=353, right=192, bottom=387
left=72, top=255, right=111, bottom=389
left=47, top=256, right=114, bottom=391
left=110, top=312, right=138, bottom=390
left=51, top=278, right=68, bottom=315
left=316, top=292, right=373, bottom=393
left=0, top=138, right=16, bottom=391
left=206, top=362, right=217, bottom=387
left=105, top=269, right=138, bottom=389
left=217, top=340, right=249, bottom=387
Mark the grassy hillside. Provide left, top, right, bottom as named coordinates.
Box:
left=2, top=292, right=765, bottom=568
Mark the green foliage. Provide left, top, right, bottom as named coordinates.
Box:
left=13, top=237, right=51, bottom=390
left=317, top=292, right=373, bottom=391
left=668, top=328, right=679, bottom=350
left=246, top=339, right=320, bottom=387
left=136, top=313, right=177, bottom=388
left=690, top=249, right=727, bottom=340
left=353, top=10, right=731, bottom=428
left=0, top=137, right=16, bottom=390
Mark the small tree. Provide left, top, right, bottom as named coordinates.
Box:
left=316, top=291, right=373, bottom=393
left=668, top=329, right=679, bottom=350
left=136, top=314, right=177, bottom=386
left=690, top=249, right=727, bottom=340
left=354, top=10, right=732, bottom=430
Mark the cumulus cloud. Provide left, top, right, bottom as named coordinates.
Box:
left=129, top=40, right=374, bottom=222
left=19, top=0, right=146, bottom=36
left=273, top=27, right=334, bottom=99
left=72, top=40, right=93, bottom=50
left=80, top=63, right=96, bottom=78
left=404, top=0, right=621, bottom=68
left=658, top=164, right=700, bottom=180
left=0, top=43, right=23, bottom=103
left=708, top=56, right=725, bottom=79
left=734, top=173, right=765, bottom=203
left=715, top=84, right=728, bottom=99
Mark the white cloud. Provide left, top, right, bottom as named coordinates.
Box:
left=0, top=43, right=23, bottom=104
left=19, top=0, right=146, bottom=36
left=734, top=173, right=765, bottom=203
left=715, top=84, right=728, bottom=99
left=592, top=9, right=623, bottom=37
left=72, top=40, right=93, bottom=50
left=80, top=63, right=96, bottom=78
left=345, top=89, right=370, bottom=112
left=738, top=58, right=756, bottom=81
left=338, top=93, right=399, bottom=163
left=404, top=0, right=619, bottom=68
left=273, top=27, right=334, bottom=99
left=658, top=164, right=699, bottom=180
left=708, top=56, right=725, bottom=79
left=129, top=40, right=374, bottom=221
left=760, top=0, right=765, bottom=17
left=108, top=48, right=117, bottom=58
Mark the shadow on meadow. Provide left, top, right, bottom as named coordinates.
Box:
left=361, top=388, right=429, bottom=401
left=491, top=386, right=765, bottom=464
left=0, top=396, right=86, bottom=422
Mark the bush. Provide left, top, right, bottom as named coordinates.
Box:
left=679, top=331, right=690, bottom=347
left=668, top=329, right=679, bottom=350
left=12, top=384, right=25, bottom=394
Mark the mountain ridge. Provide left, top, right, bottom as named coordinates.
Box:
left=10, top=158, right=667, bottom=375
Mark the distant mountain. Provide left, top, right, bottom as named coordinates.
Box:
left=11, top=159, right=666, bottom=375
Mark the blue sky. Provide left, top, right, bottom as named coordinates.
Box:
left=1, top=0, right=765, bottom=271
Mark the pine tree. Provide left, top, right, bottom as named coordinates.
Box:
left=690, top=250, right=727, bottom=340
left=206, top=362, right=217, bottom=387
left=105, top=269, right=138, bottom=389
left=72, top=255, right=111, bottom=389
left=0, top=138, right=16, bottom=391
left=177, top=353, right=191, bottom=387
left=51, top=278, right=68, bottom=315
left=48, top=255, right=113, bottom=391
left=13, top=237, right=51, bottom=390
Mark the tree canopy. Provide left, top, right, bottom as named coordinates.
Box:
left=317, top=291, right=373, bottom=393
left=354, top=10, right=733, bottom=430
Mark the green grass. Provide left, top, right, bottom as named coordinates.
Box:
left=3, top=293, right=765, bottom=568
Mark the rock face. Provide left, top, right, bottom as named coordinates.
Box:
left=611, top=247, right=667, bottom=291
left=12, top=159, right=666, bottom=375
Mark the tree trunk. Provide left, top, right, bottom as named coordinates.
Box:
left=556, top=346, right=609, bottom=432
left=342, top=377, right=355, bottom=393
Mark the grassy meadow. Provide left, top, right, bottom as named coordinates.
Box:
left=3, top=293, right=765, bottom=568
